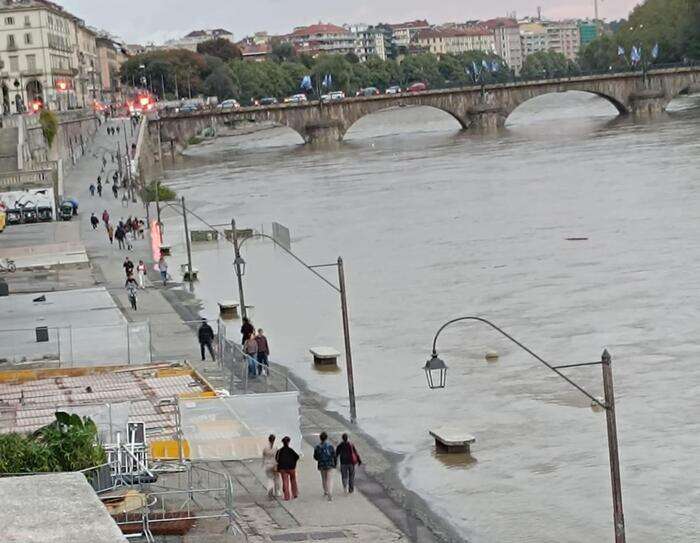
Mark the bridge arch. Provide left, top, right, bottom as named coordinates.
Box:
left=503, top=89, right=629, bottom=125
left=342, top=103, right=468, bottom=139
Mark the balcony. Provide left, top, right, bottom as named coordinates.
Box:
left=52, top=67, right=78, bottom=77
left=21, top=69, right=43, bottom=77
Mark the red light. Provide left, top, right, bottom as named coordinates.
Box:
left=31, top=101, right=42, bottom=112
left=56, top=80, right=67, bottom=91
left=139, top=97, right=149, bottom=106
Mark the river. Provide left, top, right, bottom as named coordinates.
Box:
left=160, top=92, right=700, bottom=543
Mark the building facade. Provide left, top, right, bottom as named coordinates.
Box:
left=414, top=27, right=496, bottom=56
left=346, top=24, right=386, bottom=62
left=519, top=19, right=581, bottom=62
left=96, top=36, right=126, bottom=103
left=73, top=23, right=98, bottom=108
left=388, top=19, right=430, bottom=51
left=578, top=20, right=599, bottom=48
left=164, top=29, right=234, bottom=52
left=485, top=18, right=523, bottom=73
left=0, top=0, right=89, bottom=113
left=288, top=23, right=355, bottom=57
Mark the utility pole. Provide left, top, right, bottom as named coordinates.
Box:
left=182, top=196, right=193, bottom=287
left=337, top=257, right=357, bottom=423
left=594, top=0, right=599, bottom=20
left=231, top=218, right=247, bottom=319
left=602, top=350, right=626, bottom=543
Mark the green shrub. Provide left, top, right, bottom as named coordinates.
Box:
left=0, top=412, right=106, bottom=474
left=187, top=135, right=204, bottom=146
left=143, top=181, right=176, bottom=203
left=39, top=109, right=59, bottom=147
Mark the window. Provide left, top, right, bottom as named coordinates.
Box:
left=5, top=17, right=14, bottom=25
left=24, top=32, right=32, bottom=45
left=24, top=15, right=30, bottom=27
left=7, top=34, right=16, bottom=48
left=26, top=54, right=36, bottom=71
left=9, top=56, right=19, bottom=72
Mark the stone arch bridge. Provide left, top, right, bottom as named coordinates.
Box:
left=151, top=66, right=700, bottom=146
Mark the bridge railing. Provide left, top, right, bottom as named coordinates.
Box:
left=156, top=60, right=700, bottom=118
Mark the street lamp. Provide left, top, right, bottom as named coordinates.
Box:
left=424, top=316, right=625, bottom=543
left=230, top=218, right=357, bottom=423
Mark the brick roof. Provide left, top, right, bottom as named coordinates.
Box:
left=417, top=26, right=492, bottom=39
left=389, top=19, right=430, bottom=30
left=483, top=18, right=519, bottom=30
left=292, top=23, right=348, bottom=37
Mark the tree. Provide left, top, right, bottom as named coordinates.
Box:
left=204, top=65, right=236, bottom=99
left=579, top=36, right=622, bottom=72
left=399, top=53, right=443, bottom=87
left=521, top=51, right=578, bottom=79
left=312, top=55, right=353, bottom=93
left=196, top=38, right=242, bottom=61
left=345, top=51, right=360, bottom=64
left=270, top=42, right=296, bottom=63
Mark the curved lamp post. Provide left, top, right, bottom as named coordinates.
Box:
left=424, top=316, right=625, bottom=543
left=231, top=219, right=357, bottom=423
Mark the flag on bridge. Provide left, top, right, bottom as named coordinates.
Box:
left=617, top=46, right=625, bottom=57
left=631, top=46, right=641, bottom=65
left=482, top=59, right=490, bottom=70
left=490, top=61, right=500, bottom=73
left=651, top=43, right=659, bottom=60
left=322, top=73, right=332, bottom=88
left=300, top=75, right=312, bottom=90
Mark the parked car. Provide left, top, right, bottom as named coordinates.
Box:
left=217, top=99, right=240, bottom=111
left=321, top=91, right=345, bottom=103
left=179, top=103, right=199, bottom=113
left=284, top=94, right=308, bottom=104
left=357, top=87, right=380, bottom=97
left=406, top=82, right=428, bottom=93
left=385, top=85, right=402, bottom=94
left=259, top=97, right=278, bottom=106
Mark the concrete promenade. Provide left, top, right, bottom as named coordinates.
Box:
left=62, top=119, right=447, bottom=543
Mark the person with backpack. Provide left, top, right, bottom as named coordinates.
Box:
left=313, top=431, right=337, bottom=501
left=125, top=275, right=138, bottom=311
left=275, top=436, right=300, bottom=501
left=336, top=433, right=362, bottom=494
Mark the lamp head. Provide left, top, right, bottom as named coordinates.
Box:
left=424, top=353, right=448, bottom=389
left=234, top=255, right=246, bottom=276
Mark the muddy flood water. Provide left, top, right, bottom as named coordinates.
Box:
left=158, top=92, right=700, bottom=542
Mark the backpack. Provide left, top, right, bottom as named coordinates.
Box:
left=316, top=442, right=335, bottom=468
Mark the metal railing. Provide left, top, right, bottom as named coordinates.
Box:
left=217, top=319, right=298, bottom=395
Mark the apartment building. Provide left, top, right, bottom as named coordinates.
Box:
left=96, top=35, right=126, bottom=103
left=414, top=26, right=496, bottom=56
left=288, top=23, right=355, bottom=57
left=388, top=19, right=430, bottom=50
left=0, top=0, right=93, bottom=113
left=164, top=28, right=235, bottom=52
left=519, top=19, right=581, bottom=61
left=484, top=18, right=523, bottom=73
left=346, top=24, right=386, bottom=61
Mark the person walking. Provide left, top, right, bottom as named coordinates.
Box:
left=136, top=260, right=147, bottom=289
left=89, top=183, right=95, bottom=197
left=125, top=275, right=138, bottom=311
left=96, top=180, right=103, bottom=197
left=313, top=432, right=337, bottom=501
left=112, top=183, right=119, bottom=199
left=198, top=319, right=215, bottom=361
left=121, top=193, right=129, bottom=207
left=101, top=209, right=110, bottom=228
left=90, top=212, right=99, bottom=230
left=240, top=317, right=254, bottom=344
left=107, top=223, right=114, bottom=245
left=115, top=224, right=126, bottom=250
left=244, top=332, right=258, bottom=377
left=123, top=257, right=134, bottom=277
left=262, top=434, right=281, bottom=499
left=336, top=433, right=362, bottom=494
left=158, top=256, right=168, bottom=286
left=255, top=329, right=270, bottom=376
left=275, top=436, right=299, bottom=501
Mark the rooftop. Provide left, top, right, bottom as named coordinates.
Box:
left=292, top=23, right=350, bottom=37
left=389, top=19, right=431, bottom=30
left=0, top=472, right=127, bottom=543
left=0, top=363, right=214, bottom=442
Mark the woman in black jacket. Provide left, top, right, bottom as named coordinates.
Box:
left=275, top=436, right=300, bottom=501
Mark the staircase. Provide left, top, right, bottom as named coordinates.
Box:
left=0, top=126, right=18, bottom=171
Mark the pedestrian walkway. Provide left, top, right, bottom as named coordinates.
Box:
left=62, top=118, right=443, bottom=543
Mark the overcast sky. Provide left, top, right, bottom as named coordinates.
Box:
left=61, top=0, right=641, bottom=45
